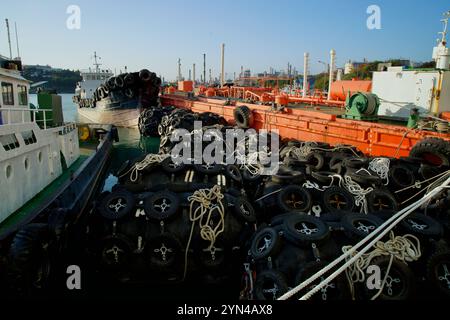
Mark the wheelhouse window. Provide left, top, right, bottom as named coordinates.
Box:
left=1, top=82, right=14, bottom=105
left=18, top=85, right=28, bottom=105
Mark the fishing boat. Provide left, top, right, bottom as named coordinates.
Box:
left=0, top=52, right=118, bottom=294
left=73, top=54, right=162, bottom=128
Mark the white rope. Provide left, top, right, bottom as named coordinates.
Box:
left=368, top=158, right=390, bottom=185
left=183, top=185, right=225, bottom=279
left=343, top=232, right=421, bottom=300
left=277, top=172, right=450, bottom=300
left=119, top=153, right=169, bottom=182
left=340, top=175, right=373, bottom=213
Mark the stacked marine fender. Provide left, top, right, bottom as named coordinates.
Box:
left=88, top=154, right=258, bottom=285
left=85, top=69, right=161, bottom=109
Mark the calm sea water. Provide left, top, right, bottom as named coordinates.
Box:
left=29, top=93, right=160, bottom=190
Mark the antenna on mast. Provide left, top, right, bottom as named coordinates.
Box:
left=5, top=19, right=13, bottom=59
left=92, top=51, right=102, bottom=72
left=438, top=11, right=450, bottom=45
left=14, top=22, right=20, bottom=59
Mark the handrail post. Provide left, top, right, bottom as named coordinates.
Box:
left=43, top=110, right=47, bottom=129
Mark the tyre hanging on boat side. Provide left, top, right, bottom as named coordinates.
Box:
left=139, top=69, right=152, bottom=82
left=410, top=137, right=450, bottom=166
left=233, top=106, right=253, bottom=129
left=6, top=223, right=55, bottom=295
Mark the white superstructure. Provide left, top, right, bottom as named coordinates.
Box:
left=0, top=54, right=79, bottom=223
left=75, top=52, right=113, bottom=99
left=373, top=12, right=450, bottom=119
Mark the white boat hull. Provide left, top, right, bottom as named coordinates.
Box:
left=78, top=107, right=140, bottom=128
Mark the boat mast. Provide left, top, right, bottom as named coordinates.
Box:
left=93, top=51, right=102, bottom=73
left=14, top=22, right=20, bottom=59
left=5, top=19, right=12, bottom=59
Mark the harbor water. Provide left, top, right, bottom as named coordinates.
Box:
left=30, top=94, right=160, bottom=191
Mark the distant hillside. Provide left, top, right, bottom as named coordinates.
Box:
left=23, top=65, right=82, bottom=94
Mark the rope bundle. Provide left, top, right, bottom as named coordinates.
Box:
left=184, top=185, right=225, bottom=279
left=342, top=232, right=421, bottom=300
left=128, top=154, right=170, bottom=182
left=368, top=158, right=390, bottom=185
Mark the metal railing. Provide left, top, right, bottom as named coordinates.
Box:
left=0, top=107, right=53, bottom=129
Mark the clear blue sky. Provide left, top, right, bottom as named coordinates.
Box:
left=1, top=0, right=449, bottom=80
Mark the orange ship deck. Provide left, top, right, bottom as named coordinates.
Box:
left=160, top=94, right=450, bottom=158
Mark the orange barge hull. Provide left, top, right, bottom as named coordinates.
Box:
left=160, top=94, right=450, bottom=158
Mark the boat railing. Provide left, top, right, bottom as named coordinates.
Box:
left=0, top=107, right=75, bottom=132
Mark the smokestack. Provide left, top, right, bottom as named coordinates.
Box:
left=177, top=58, right=182, bottom=81
left=5, top=19, right=12, bottom=59
left=203, top=54, right=206, bottom=85
left=193, top=63, right=196, bottom=86
left=209, top=68, right=212, bottom=84
left=241, top=66, right=244, bottom=78
left=220, top=43, right=225, bottom=87
left=328, top=49, right=336, bottom=100
left=189, top=69, right=191, bottom=81
left=303, top=52, right=309, bottom=98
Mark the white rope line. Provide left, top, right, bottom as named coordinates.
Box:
left=368, top=158, right=390, bottom=185
left=277, top=171, right=450, bottom=300
left=183, top=185, right=225, bottom=279
left=343, top=232, right=421, bottom=300
left=119, top=153, right=169, bottom=182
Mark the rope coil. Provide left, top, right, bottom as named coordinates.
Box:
left=184, top=185, right=226, bottom=279
left=342, top=232, right=421, bottom=300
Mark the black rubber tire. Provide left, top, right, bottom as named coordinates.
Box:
left=143, top=191, right=180, bottom=221
left=7, top=223, right=53, bottom=294
left=233, top=197, right=257, bottom=223
left=366, top=256, right=415, bottom=300
left=400, top=212, right=444, bottom=240
left=410, top=137, right=450, bottom=166
left=294, top=260, right=350, bottom=300
left=277, top=185, right=313, bottom=213
left=306, top=152, right=325, bottom=171
left=346, top=170, right=382, bottom=186
left=367, top=189, right=399, bottom=212
left=254, top=270, right=289, bottom=300
left=98, top=190, right=136, bottom=220
left=341, top=213, right=383, bottom=241
left=194, top=238, right=227, bottom=270
left=311, top=171, right=336, bottom=185
left=233, top=106, right=253, bottom=129
left=250, top=227, right=282, bottom=260
left=242, top=165, right=262, bottom=182
left=139, top=69, right=152, bottom=82
left=282, top=214, right=330, bottom=247
left=124, top=73, right=135, bottom=86
left=99, top=235, right=133, bottom=268
left=329, top=153, right=350, bottom=169
left=161, top=157, right=186, bottom=173
left=271, top=164, right=304, bottom=184
left=389, top=164, right=415, bottom=189
left=270, top=212, right=301, bottom=227
left=194, top=163, right=223, bottom=175
left=115, top=75, right=125, bottom=88
left=146, top=233, right=182, bottom=270
left=426, top=248, right=450, bottom=297
left=343, top=157, right=369, bottom=169
left=322, top=186, right=355, bottom=212
left=107, top=77, right=116, bottom=90
left=124, top=88, right=135, bottom=98
left=419, top=164, right=444, bottom=181
left=225, top=164, right=242, bottom=183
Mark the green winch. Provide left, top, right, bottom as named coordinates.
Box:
left=342, top=92, right=380, bottom=121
